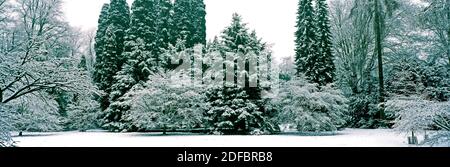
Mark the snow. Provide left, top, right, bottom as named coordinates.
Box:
left=12, top=129, right=417, bottom=147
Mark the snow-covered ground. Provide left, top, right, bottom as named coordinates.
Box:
left=12, top=128, right=420, bottom=147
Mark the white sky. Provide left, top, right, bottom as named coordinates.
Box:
left=61, top=0, right=298, bottom=61
left=61, top=0, right=427, bottom=61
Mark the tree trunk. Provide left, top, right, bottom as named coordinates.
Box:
left=374, top=0, right=385, bottom=119
left=447, top=0, right=450, bottom=66
left=163, top=124, right=167, bottom=135
left=0, top=89, right=3, bottom=103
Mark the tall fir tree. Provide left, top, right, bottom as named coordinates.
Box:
left=173, top=0, right=206, bottom=48
left=93, top=0, right=130, bottom=111
left=315, top=0, right=335, bottom=85
left=294, top=0, right=319, bottom=83
left=93, top=4, right=110, bottom=110
left=105, top=0, right=173, bottom=131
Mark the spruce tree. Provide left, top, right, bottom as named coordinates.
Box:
left=204, top=14, right=275, bottom=134
left=315, top=0, right=335, bottom=85
left=294, top=0, right=318, bottom=83
left=173, top=0, right=206, bottom=48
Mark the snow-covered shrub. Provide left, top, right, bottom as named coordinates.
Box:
left=426, top=104, right=450, bottom=146
left=386, top=97, right=450, bottom=145
left=66, top=97, right=101, bottom=131
left=387, top=97, right=438, bottom=132
left=272, top=77, right=349, bottom=132
left=0, top=105, right=14, bottom=147
left=8, top=95, right=62, bottom=133
left=127, top=72, right=207, bottom=133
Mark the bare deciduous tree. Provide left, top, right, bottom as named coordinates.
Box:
left=0, top=0, right=97, bottom=105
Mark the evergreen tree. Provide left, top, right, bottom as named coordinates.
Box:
left=93, top=0, right=130, bottom=110
left=315, top=0, right=335, bottom=85
left=78, top=55, right=88, bottom=71
left=156, top=0, right=174, bottom=58
left=104, top=0, right=172, bottom=131
left=294, top=0, right=319, bottom=84
left=93, top=4, right=110, bottom=110
left=173, top=0, right=206, bottom=48
left=105, top=39, right=154, bottom=131
left=204, top=14, right=276, bottom=135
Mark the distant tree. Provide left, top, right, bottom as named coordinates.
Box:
left=386, top=58, right=425, bottom=97
left=420, top=0, right=450, bottom=65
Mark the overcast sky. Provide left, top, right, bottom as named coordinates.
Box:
left=61, top=0, right=298, bottom=61
left=61, top=0, right=427, bottom=61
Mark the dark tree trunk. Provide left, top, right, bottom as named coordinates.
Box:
left=447, top=0, right=450, bottom=66
left=163, top=125, right=167, bottom=135
left=374, top=0, right=385, bottom=119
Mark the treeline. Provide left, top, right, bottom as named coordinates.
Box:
left=89, top=0, right=349, bottom=134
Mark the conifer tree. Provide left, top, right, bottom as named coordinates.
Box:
left=294, top=0, right=319, bottom=83
left=204, top=14, right=276, bottom=134
left=93, top=0, right=130, bottom=110
left=156, top=0, right=174, bottom=57
left=173, top=0, right=206, bottom=48
left=315, top=0, right=335, bottom=85
left=105, top=0, right=173, bottom=131
left=93, top=4, right=110, bottom=110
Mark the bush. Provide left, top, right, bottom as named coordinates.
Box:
left=272, top=77, right=349, bottom=132
left=127, top=72, right=207, bottom=133
left=386, top=97, right=450, bottom=145
left=0, top=105, right=14, bottom=147
left=426, top=107, right=450, bottom=146
left=65, top=98, right=101, bottom=131
left=8, top=95, right=62, bottom=133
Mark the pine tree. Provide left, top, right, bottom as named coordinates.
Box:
left=173, top=0, right=206, bottom=48
left=294, top=0, right=318, bottom=83
left=315, top=0, right=335, bottom=85
left=93, top=0, right=130, bottom=110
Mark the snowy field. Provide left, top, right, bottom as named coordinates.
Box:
left=11, top=128, right=425, bottom=147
